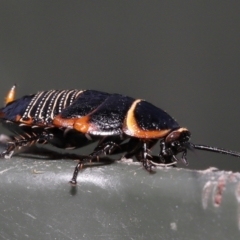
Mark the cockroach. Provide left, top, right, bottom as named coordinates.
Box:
left=1, top=85, right=240, bottom=185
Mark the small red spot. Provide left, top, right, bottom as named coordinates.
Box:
left=213, top=175, right=226, bottom=207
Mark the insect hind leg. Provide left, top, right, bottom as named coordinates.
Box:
left=0, top=137, right=16, bottom=158
left=69, top=136, right=125, bottom=185
left=0, top=123, right=54, bottom=158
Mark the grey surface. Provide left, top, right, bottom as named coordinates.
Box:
left=0, top=156, right=240, bottom=240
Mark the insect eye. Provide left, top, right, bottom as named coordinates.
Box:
left=165, top=130, right=181, bottom=143
left=165, top=128, right=191, bottom=143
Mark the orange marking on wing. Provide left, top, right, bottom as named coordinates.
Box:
left=5, top=84, right=16, bottom=105
left=16, top=115, right=21, bottom=121
left=73, top=116, right=97, bottom=134
left=53, top=115, right=76, bottom=128
left=18, top=116, right=34, bottom=125
left=123, top=99, right=171, bottom=139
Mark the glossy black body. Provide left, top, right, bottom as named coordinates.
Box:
left=0, top=89, right=178, bottom=159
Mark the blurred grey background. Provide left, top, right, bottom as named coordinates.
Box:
left=0, top=1, right=240, bottom=171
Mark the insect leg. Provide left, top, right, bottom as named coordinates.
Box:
left=0, top=140, right=16, bottom=158
left=0, top=136, right=31, bottom=158
left=0, top=127, right=53, bottom=158
left=141, top=142, right=156, bottom=172
left=92, top=136, right=124, bottom=156
left=69, top=160, right=85, bottom=185
left=69, top=136, right=125, bottom=185
left=158, top=139, right=187, bottom=166
left=139, top=140, right=177, bottom=171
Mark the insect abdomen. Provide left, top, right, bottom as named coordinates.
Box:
left=0, top=89, right=85, bottom=126
left=0, top=95, right=34, bottom=122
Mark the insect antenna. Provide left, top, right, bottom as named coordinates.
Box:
left=189, top=143, right=240, bottom=158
